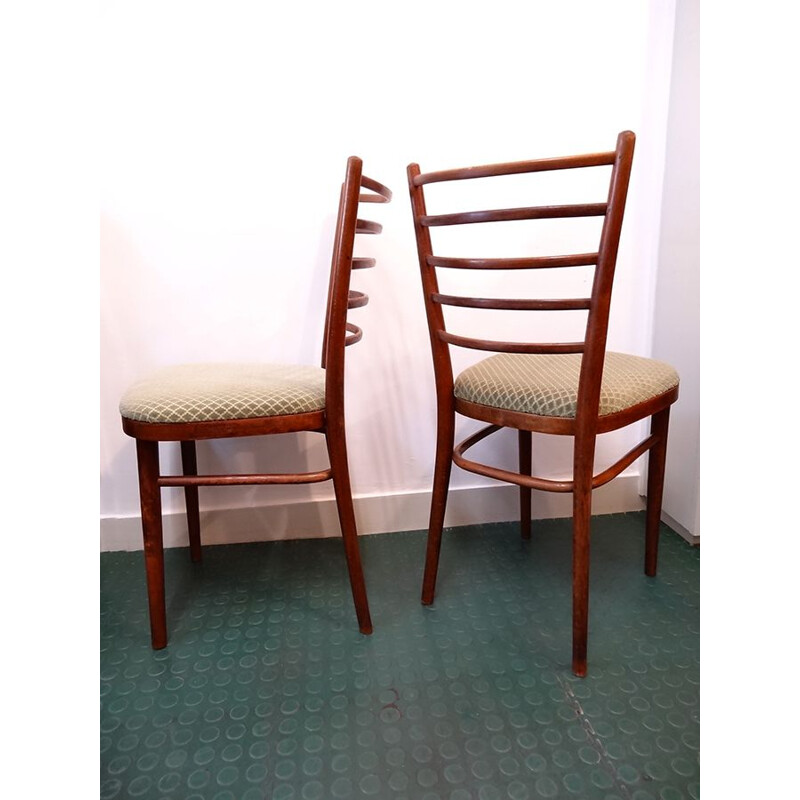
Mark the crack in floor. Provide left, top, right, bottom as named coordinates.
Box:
left=557, top=673, right=635, bottom=799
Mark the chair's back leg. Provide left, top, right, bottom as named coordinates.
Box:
left=645, top=407, right=671, bottom=577
left=180, top=440, right=203, bottom=563
left=518, top=429, right=532, bottom=540
left=421, top=395, right=456, bottom=605
left=325, top=421, right=373, bottom=634
left=135, top=439, right=168, bottom=649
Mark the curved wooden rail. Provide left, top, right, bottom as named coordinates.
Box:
left=356, top=219, right=383, bottom=235
left=453, top=424, right=573, bottom=492
left=438, top=330, right=585, bottom=354
left=345, top=322, right=363, bottom=346
left=427, top=253, right=598, bottom=270
left=352, top=257, right=376, bottom=270
left=591, top=434, right=657, bottom=490
left=453, top=424, right=661, bottom=493
left=360, top=174, right=393, bottom=203
left=348, top=290, right=369, bottom=309
left=413, top=150, right=616, bottom=186
left=159, top=468, right=332, bottom=487
left=421, top=203, right=607, bottom=227
left=432, top=294, right=591, bottom=311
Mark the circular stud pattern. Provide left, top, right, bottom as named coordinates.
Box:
left=101, top=515, right=698, bottom=798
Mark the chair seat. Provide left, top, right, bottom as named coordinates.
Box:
left=119, top=363, right=326, bottom=424
left=454, top=352, right=678, bottom=418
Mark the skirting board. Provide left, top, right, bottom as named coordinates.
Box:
left=101, top=475, right=645, bottom=552
left=660, top=510, right=700, bottom=546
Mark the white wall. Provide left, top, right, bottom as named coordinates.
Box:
left=101, top=0, right=681, bottom=549
left=649, top=0, right=700, bottom=538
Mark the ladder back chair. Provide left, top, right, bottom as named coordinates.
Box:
left=407, top=131, right=679, bottom=676
left=119, top=156, right=391, bottom=648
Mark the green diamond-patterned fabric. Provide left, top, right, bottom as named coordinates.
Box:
left=454, top=351, right=678, bottom=418
left=119, top=363, right=326, bottom=424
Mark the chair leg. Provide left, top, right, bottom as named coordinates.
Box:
left=135, top=439, right=168, bottom=649
left=421, top=399, right=456, bottom=605
left=180, top=440, right=202, bottom=563
left=326, top=424, right=373, bottom=634
left=519, top=429, right=532, bottom=540
left=571, top=475, right=593, bottom=677
left=645, top=407, right=671, bottom=577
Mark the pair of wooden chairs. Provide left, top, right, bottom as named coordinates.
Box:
left=119, top=132, right=679, bottom=676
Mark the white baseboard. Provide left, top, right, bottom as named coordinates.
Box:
left=660, top=510, right=700, bottom=546
left=100, top=475, right=645, bottom=552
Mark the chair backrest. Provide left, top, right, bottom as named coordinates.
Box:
left=407, top=131, right=635, bottom=431
left=322, top=157, right=391, bottom=409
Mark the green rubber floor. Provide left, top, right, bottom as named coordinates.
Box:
left=100, top=512, right=699, bottom=800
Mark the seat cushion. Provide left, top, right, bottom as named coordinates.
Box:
left=454, top=352, right=678, bottom=419
left=119, top=363, right=326, bottom=424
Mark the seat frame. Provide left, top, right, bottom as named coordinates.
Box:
left=407, top=131, right=679, bottom=676
left=121, top=157, right=391, bottom=649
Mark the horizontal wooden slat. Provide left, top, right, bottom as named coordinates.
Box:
left=420, top=203, right=607, bottom=227
left=360, top=174, right=393, bottom=202
left=356, top=218, right=382, bottom=234
left=452, top=424, right=574, bottom=492
left=592, top=435, right=657, bottom=490
left=432, top=294, right=591, bottom=311
left=455, top=452, right=575, bottom=492
left=427, top=253, right=598, bottom=270
left=348, top=290, right=369, bottom=309
left=345, top=322, right=363, bottom=346
left=438, top=330, right=585, bottom=354
left=413, top=151, right=616, bottom=186
left=352, top=257, right=375, bottom=270
left=159, top=469, right=332, bottom=487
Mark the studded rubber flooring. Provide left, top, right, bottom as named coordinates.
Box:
left=100, top=512, right=699, bottom=800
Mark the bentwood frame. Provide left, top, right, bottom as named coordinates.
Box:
left=407, top=132, right=679, bottom=676
left=121, top=157, right=391, bottom=648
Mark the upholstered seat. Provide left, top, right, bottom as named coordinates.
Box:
left=454, top=352, right=679, bottom=419
left=119, top=363, right=326, bottom=424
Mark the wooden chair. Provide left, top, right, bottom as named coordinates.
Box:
left=119, top=157, right=391, bottom=648
left=407, top=131, right=679, bottom=676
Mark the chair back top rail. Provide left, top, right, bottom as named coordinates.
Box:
left=360, top=175, right=392, bottom=202
left=412, top=150, right=617, bottom=186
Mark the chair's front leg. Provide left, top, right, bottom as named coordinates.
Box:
left=136, top=439, right=168, bottom=649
